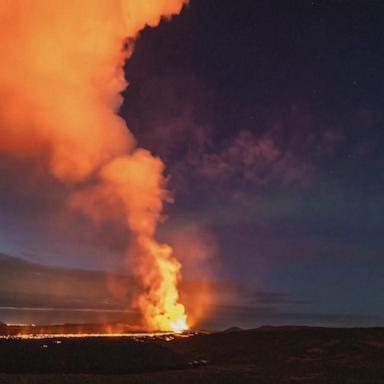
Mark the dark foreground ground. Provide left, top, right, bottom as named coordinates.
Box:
left=1, top=326, right=384, bottom=383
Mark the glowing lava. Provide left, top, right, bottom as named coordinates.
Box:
left=0, top=332, right=184, bottom=340
left=170, top=319, right=189, bottom=333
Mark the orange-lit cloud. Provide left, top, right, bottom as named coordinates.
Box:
left=0, top=0, right=189, bottom=331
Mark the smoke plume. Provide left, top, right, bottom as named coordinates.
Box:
left=0, top=0, right=188, bottom=331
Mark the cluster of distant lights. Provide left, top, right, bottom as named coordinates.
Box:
left=0, top=319, right=196, bottom=340
left=0, top=324, right=193, bottom=340
left=0, top=332, right=179, bottom=340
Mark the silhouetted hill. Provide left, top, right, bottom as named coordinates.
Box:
left=222, top=326, right=242, bottom=333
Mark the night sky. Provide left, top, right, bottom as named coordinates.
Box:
left=1, top=0, right=384, bottom=328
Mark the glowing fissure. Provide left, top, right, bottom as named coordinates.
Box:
left=0, top=0, right=188, bottom=332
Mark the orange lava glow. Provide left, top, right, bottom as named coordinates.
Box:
left=0, top=1, right=189, bottom=332
left=0, top=332, right=186, bottom=340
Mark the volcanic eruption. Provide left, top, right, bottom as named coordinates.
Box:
left=0, top=0, right=189, bottom=332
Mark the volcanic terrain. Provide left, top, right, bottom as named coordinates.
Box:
left=0, top=326, right=384, bottom=383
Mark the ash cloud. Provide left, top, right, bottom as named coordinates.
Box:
left=0, top=0, right=190, bottom=331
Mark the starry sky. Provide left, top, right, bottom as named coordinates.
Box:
left=0, top=0, right=384, bottom=328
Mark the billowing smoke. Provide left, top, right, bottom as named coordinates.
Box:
left=0, top=0, right=188, bottom=331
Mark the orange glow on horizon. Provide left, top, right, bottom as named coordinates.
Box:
left=0, top=332, right=189, bottom=340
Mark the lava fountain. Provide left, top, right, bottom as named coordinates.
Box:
left=0, top=0, right=189, bottom=332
